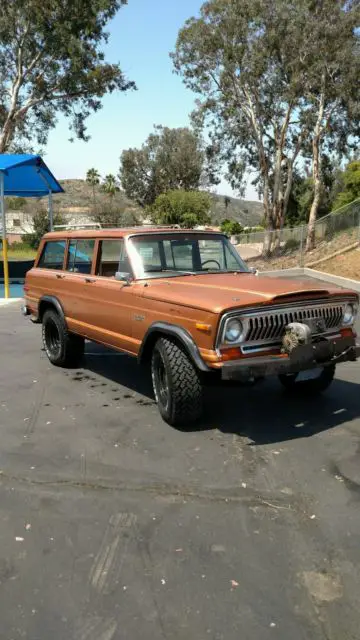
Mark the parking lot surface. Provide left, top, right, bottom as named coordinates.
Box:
left=1, top=288, right=360, bottom=640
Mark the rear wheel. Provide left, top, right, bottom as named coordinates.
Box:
left=42, top=309, right=84, bottom=367
left=278, top=364, right=335, bottom=395
left=151, top=337, right=203, bottom=426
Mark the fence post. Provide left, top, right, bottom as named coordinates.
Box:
left=299, top=224, right=304, bottom=267
left=358, top=207, right=360, bottom=248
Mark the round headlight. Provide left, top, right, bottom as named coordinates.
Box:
left=343, top=303, right=354, bottom=325
left=225, top=318, right=243, bottom=343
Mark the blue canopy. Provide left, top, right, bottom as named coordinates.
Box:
left=0, top=154, right=64, bottom=197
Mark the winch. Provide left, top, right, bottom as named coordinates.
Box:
left=281, top=322, right=312, bottom=355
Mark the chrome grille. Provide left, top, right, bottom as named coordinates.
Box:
left=245, top=303, right=344, bottom=344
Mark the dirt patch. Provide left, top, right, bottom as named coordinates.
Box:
left=316, top=249, right=359, bottom=281
left=302, top=571, right=343, bottom=603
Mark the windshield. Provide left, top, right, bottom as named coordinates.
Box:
left=128, top=233, right=249, bottom=279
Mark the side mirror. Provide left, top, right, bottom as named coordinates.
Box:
left=249, top=267, right=259, bottom=276
left=115, top=271, right=132, bottom=285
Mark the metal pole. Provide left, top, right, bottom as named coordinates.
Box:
left=0, top=171, right=9, bottom=299
left=36, top=169, right=54, bottom=231
left=48, top=189, right=53, bottom=231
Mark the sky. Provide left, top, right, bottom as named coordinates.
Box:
left=45, top=0, right=259, bottom=201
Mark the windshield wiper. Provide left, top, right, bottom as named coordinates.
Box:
left=192, top=269, right=246, bottom=275
left=145, top=268, right=195, bottom=275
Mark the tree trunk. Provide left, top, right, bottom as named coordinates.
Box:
left=92, top=185, right=97, bottom=216
left=306, top=136, right=322, bottom=251
left=272, top=202, right=282, bottom=252
left=262, top=173, right=274, bottom=257
left=306, top=80, right=325, bottom=252
left=0, top=119, right=15, bottom=153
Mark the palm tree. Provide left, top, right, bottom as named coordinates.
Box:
left=101, top=174, right=120, bottom=210
left=86, top=168, right=100, bottom=213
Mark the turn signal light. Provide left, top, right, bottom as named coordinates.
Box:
left=196, top=323, right=211, bottom=333
left=220, top=347, right=242, bottom=361
left=341, top=327, right=354, bottom=338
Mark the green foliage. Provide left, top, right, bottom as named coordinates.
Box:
left=0, top=1, right=135, bottom=152
left=224, top=196, right=231, bottom=211
left=332, top=161, right=360, bottom=211
left=5, top=196, right=27, bottom=210
left=101, top=174, right=120, bottom=199
left=24, top=209, right=66, bottom=249
left=86, top=168, right=101, bottom=213
left=95, top=207, right=139, bottom=228
left=220, top=219, right=243, bottom=236
left=284, top=237, right=300, bottom=253
left=150, top=190, right=212, bottom=228
left=120, top=126, right=208, bottom=207
left=286, top=157, right=337, bottom=226
left=86, top=169, right=101, bottom=188
left=2, top=242, right=36, bottom=259
left=172, top=0, right=360, bottom=234
left=245, top=225, right=264, bottom=233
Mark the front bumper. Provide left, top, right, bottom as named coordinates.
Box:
left=221, top=336, right=360, bottom=381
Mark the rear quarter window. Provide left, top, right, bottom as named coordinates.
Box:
left=38, top=240, right=66, bottom=270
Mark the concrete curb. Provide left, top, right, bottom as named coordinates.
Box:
left=261, top=267, right=305, bottom=277
left=261, top=267, right=360, bottom=293
left=305, top=268, right=360, bottom=293
left=0, top=298, right=22, bottom=307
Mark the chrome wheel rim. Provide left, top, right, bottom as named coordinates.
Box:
left=152, top=350, right=170, bottom=410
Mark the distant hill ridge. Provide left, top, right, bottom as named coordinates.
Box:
left=41, top=179, right=263, bottom=228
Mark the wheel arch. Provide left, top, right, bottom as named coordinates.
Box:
left=138, top=322, right=211, bottom=372
left=38, top=296, right=65, bottom=323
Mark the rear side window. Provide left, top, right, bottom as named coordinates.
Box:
left=38, top=241, right=66, bottom=270
left=67, top=239, right=95, bottom=274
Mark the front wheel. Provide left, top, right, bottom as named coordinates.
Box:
left=151, top=337, right=203, bottom=426
left=278, top=364, right=335, bottom=395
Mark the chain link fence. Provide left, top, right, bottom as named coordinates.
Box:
left=236, top=198, right=360, bottom=271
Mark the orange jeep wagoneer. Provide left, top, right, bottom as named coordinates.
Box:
left=23, top=228, right=359, bottom=426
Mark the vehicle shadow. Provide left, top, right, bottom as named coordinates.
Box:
left=201, top=377, right=360, bottom=445
left=84, top=344, right=154, bottom=399
left=83, top=344, right=360, bottom=446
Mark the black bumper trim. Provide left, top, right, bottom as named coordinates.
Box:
left=221, top=337, right=360, bottom=381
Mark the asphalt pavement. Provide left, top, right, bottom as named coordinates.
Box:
left=0, top=288, right=360, bottom=640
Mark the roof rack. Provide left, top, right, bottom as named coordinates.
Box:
left=53, top=222, right=102, bottom=231
left=52, top=223, right=181, bottom=231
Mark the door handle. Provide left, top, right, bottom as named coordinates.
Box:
left=84, top=277, right=96, bottom=283
left=56, top=274, right=65, bottom=279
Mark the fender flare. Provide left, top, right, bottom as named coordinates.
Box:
left=138, top=322, right=211, bottom=372
left=38, top=295, right=65, bottom=322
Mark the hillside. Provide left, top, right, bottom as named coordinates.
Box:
left=210, top=193, right=263, bottom=227
left=44, top=180, right=263, bottom=227
left=316, top=248, right=359, bottom=281
left=241, top=226, right=359, bottom=271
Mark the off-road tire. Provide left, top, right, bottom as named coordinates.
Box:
left=151, top=337, right=203, bottom=426
left=42, top=309, right=85, bottom=367
left=278, top=364, right=335, bottom=395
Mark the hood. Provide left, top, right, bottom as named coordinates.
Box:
left=141, top=273, right=348, bottom=314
